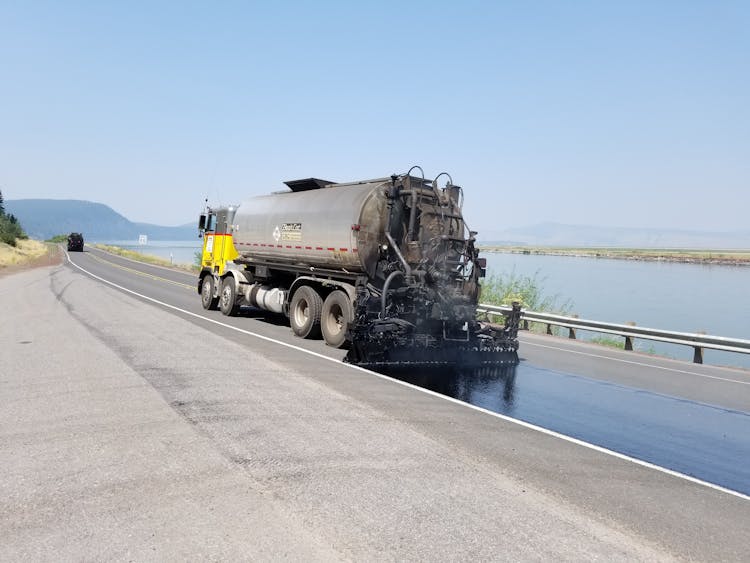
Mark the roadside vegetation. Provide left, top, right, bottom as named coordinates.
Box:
left=0, top=239, right=52, bottom=267
left=0, top=188, right=27, bottom=246
left=589, top=335, right=658, bottom=355
left=95, top=244, right=199, bottom=272
left=480, top=270, right=572, bottom=314
left=0, top=188, right=55, bottom=268
left=479, top=270, right=573, bottom=335
left=589, top=335, right=625, bottom=349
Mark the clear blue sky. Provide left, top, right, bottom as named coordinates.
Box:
left=1, top=1, right=748, bottom=231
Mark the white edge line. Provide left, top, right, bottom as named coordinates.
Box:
left=65, top=251, right=750, bottom=502
left=90, top=244, right=197, bottom=276
left=522, top=339, right=750, bottom=386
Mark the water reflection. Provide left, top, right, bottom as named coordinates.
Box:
left=383, top=365, right=519, bottom=415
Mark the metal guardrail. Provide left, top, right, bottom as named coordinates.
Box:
left=478, top=304, right=750, bottom=364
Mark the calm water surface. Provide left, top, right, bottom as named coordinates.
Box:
left=483, top=252, right=750, bottom=368
left=97, top=240, right=202, bottom=266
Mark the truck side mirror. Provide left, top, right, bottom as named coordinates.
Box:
left=198, top=214, right=207, bottom=230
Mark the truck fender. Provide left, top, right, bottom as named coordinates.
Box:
left=289, top=277, right=356, bottom=303
left=221, top=269, right=252, bottom=291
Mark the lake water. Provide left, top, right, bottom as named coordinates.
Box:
left=97, top=239, right=203, bottom=266
left=483, top=252, right=750, bottom=369
left=95, top=240, right=750, bottom=369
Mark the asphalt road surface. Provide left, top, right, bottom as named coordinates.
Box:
left=1, top=247, right=748, bottom=560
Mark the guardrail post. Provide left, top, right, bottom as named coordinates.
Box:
left=568, top=315, right=577, bottom=339
left=546, top=324, right=553, bottom=335
left=693, top=346, right=704, bottom=364
left=625, top=322, right=636, bottom=351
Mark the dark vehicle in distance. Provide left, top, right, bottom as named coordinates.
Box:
left=67, top=232, right=84, bottom=252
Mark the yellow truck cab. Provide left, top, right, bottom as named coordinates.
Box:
left=197, top=206, right=239, bottom=310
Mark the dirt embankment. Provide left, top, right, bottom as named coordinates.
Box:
left=0, top=240, right=63, bottom=277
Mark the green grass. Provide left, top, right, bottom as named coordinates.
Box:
left=478, top=270, right=573, bottom=335
left=480, top=270, right=572, bottom=313
left=589, top=336, right=626, bottom=349
left=589, top=335, right=657, bottom=355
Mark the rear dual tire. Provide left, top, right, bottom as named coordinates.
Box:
left=321, top=290, right=353, bottom=349
left=290, top=286, right=322, bottom=339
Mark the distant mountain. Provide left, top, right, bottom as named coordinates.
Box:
left=5, top=199, right=196, bottom=241
left=477, top=222, right=750, bottom=249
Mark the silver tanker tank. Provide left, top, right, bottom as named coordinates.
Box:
left=232, top=178, right=390, bottom=277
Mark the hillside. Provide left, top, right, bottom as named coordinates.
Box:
left=5, top=199, right=196, bottom=241
left=477, top=222, right=750, bottom=249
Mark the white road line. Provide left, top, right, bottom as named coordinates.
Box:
left=65, top=251, right=750, bottom=502
left=89, top=245, right=197, bottom=276
left=88, top=251, right=194, bottom=290
left=523, top=339, right=750, bottom=386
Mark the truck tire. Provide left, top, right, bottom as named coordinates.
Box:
left=321, top=290, right=353, bottom=348
left=219, top=277, right=241, bottom=316
left=289, top=286, right=322, bottom=339
left=200, top=275, right=219, bottom=310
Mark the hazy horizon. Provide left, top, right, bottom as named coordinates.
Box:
left=2, top=2, right=748, bottom=232
left=7, top=196, right=750, bottom=237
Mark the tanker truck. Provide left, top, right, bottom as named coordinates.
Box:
left=197, top=167, right=520, bottom=369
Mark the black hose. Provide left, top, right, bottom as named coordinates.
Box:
left=405, top=165, right=424, bottom=242
left=381, top=270, right=404, bottom=318
left=385, top=232, right=411, bottom=277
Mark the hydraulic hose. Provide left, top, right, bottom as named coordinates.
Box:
left=405, top=165, right=424, bottom=241
left=381, top=270, right=405, bottom=318
left=385, top=231, right=411, bottom=277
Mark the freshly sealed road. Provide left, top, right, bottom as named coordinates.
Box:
left=1, top=247, right=748, bottom=560
left=73, top=247, right=750, bottom=494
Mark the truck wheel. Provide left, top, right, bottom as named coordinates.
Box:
left=289, top=286, right=322, bottom=339
left=200, top=275, right=219, bottom=310
left=321, top=290, right=353, bottom=348
left=219, top=277, right=241, bottom=316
